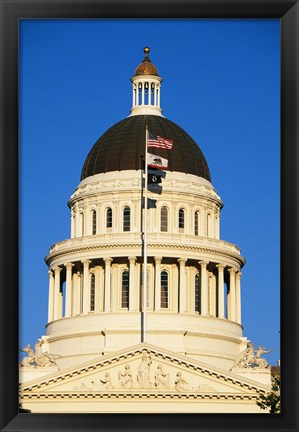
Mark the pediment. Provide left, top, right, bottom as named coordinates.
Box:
left=21, top=343, right=270, bottom=398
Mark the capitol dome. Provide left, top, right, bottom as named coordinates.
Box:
left=81, top=115, right=211, bottom=181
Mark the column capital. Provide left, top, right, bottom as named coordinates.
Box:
left=154, top=256, right=162, bottom=265
left=236, top=271, right=242, bottom=279
left=53, top=266, right=62, bottom=273
left=177, top=258, right=187, bottom=266
left=216, top=263, right=225, bottom=271
left=81, top=259, right=91, bottom=267
left=228, top=267, right=237, bottom=275
left=48, top=269, right=54, bottom=276
left=199, top=260, right=208, bottom=269
left=128, top=256, right=137, bottom=264
left=104, top=257, right=113, bottom=265
left=64, top=262, right=74, bottom=270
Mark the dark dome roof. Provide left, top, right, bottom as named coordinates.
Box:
left=81, top=115, right=211, bottom=182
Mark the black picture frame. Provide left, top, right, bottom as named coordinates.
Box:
left=0, top=1, right=298, bottom=431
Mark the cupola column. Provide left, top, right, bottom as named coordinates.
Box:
left=178, top=258, right=187, bottom=313
left=53, top=266, right=62, bottom=320
left=82, top=260, right=92, bottom=314
left=216, top=264, right=225, bottom=319
left=235, top=271, right=242, bottom=324
left=104, top=258, right=113, bottom=311
left=128, top=256, right=137, bottom=311
left=154, top=257, right=162, bottom=311
left=47, top=270, right=55, bottom=322
left=228, top=268, right=237, bottom=321
left=64, top=262, right=74, bottom=317
left=199, top=261, right=209, bottom=316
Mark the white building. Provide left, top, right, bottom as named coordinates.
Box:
left=20, top=47, right=273, bottom=413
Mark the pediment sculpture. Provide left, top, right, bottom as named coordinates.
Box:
left=231, top=343, right=272, bottom=370
left=20, top=339, right=60, bottom=369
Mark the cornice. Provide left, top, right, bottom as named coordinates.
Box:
left=45, top=242, right=245, bottom=266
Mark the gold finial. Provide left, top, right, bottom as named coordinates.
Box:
left=144, top=47, right=150, bottom=57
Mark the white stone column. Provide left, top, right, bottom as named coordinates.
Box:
left=178, top=258, right=187, bottom=313
left=53, top=266, right=62, bottom=321
left=48, top=270, right=55, bottom=322
left=235, top=271, right=242, bottom=324
left=216, top=264, right=225, bottom=319
left=199, top=261, right=209, bottom=316
left=228, top=268, right=236, bottom=322
left=93, top=265, right=102, bottom=313
left=104, top=258, right=113, bottom=312
left=128, top=256, right=137, bottom=311
left=64, top=262, right=74, bottom=318
left=154, top=257, right=162, bottom=311
left=82, top=260, right=91, bottom=314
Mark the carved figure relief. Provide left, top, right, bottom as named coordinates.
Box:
left=69, top=353, right=228, bottom=393
left=174, top=372, right=192, bottom=392
left=154, top=364, right=170, bottom=389
left=118, top=364, right=133, bottom=389
left=137, top=352, right=153, bottom=389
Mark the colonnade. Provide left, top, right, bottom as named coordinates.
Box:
left=132, top=80, right=161, bottom=108
left=47, top=257, right=242, bottom=326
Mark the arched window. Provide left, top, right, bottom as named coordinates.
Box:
left=195, top=273, right=201, bottom=313
left=194, top=211, right=199, bottom=236
left=92, top=210, right=97, bottom=235
left=161, top=271, right=168, bottom=309
left=123, top=207, right=131, bottom=232
left=179, top=208, right=185, bottom=231
left=121, top=270, right=129, bottom=308
left=90, top=273, right=95, bottom=312
left=161, top=206, right=168, bottom=232
left=106, top=207, right=112, bottom=229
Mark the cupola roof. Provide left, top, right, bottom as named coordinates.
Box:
left=134, top=47, right=159, bottom=76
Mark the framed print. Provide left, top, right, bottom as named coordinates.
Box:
left=0, top=0, right=298, bottom=431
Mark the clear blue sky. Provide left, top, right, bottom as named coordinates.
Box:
left=19, top=19, right=280, bottom=365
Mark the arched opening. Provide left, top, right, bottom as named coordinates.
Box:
left=92, top=210, right=97, bottom=235
left=121, top=270, right=129, bottom=308
left=161, top=271, right=168, bottom=309
left=179, top=208, right=185, bottom=232
left=123, top=207, right=131, bottom=232
left=161, top=206, right=168, bottom=232
left=195, top=272, right=201, bottom=314
left=106, top=207, right=112, bottom=229
left=90, top=273, right=95, bottom=311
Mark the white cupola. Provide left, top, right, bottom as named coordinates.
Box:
left=130, top=47, right=163, bottom=117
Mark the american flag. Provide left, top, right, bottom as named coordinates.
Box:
left=148, top=132, right=173, bottom=150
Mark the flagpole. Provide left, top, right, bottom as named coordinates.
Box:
left=143, top=126, right=149, bottom=343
